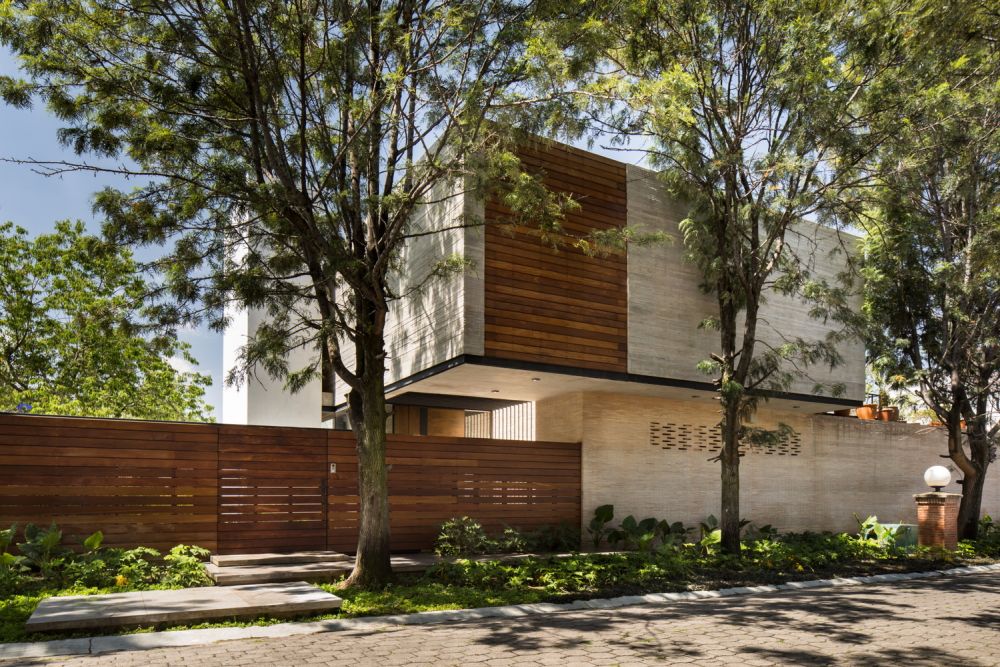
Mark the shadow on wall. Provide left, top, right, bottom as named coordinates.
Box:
left=386, top=180, right=471, bottom=385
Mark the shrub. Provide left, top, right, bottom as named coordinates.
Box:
left=115, top=547, right=164, bottom=587
left=525, top=523, right=581, bottom=553
left=587, top=505, right=615, bottom=550
left=162, top=545, right=213, bottom=588
left=969, top=514, right=1000, bottom=557
left=17, top=523, right=71, bottom=580
left=435, top=517, right=494, bottom=556
left=0, top=521, right=214, bottom=593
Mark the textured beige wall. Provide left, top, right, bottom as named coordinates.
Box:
left=625, top=165, right=865, bottom=401
left=384, top=178, right=468, bottom=386
left=537, top=391, right=1000, bottom=534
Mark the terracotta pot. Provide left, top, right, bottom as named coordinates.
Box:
left=878, top=407, right=899, bottom=422
left=856, top=405, right=878, bottom=420
left=929, top=421, right=944, bottom=427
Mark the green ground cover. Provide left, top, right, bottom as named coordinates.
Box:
left=2, top=515, right=998, bottom=644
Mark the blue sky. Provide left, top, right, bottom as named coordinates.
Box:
left=0, top=48, right=224, bottom=418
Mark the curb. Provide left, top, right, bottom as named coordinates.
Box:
left=3, top=562, right=999, bottom=662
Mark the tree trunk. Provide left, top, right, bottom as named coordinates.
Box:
left=341, top=344, right=393, bottom=589
left=945, top=409, right=985, bottom=542
left=957, top=427, right=991, bottom=541
left=957, top=466, right=985, bottom=541
left=719, top=399, right=741, bottom=555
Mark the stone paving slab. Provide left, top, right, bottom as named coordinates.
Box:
left=25, top=582, right=342, bottom=633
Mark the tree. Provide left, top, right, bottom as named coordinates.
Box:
left=562, top=0, right=899, bottom=553
left=1, top=0, right=555, bottom=586
left=860, top=0, right=1000, bottom=539
left=0, top=221, right=213, bottom=421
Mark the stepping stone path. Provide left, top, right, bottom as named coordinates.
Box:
left=26, top=582, right=342, bottom=633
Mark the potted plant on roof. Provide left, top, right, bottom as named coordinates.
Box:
left=866, top=360, right=903, bottom=422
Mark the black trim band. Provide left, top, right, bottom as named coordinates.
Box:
left=330, top=354, right=860, bottom=411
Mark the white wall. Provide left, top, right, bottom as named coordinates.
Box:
left=221, top=303, right=328, bottom=428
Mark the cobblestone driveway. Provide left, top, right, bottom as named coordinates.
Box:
left=20, top=573, right=1000, bottom=666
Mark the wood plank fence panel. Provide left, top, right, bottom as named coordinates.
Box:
left=0, top=415, right=581, bottom=555
left=217, top=425, right=328, bottom=554
left=327, top=432, right=582, bottom=552
left=0, top=414, right=218, bottom=552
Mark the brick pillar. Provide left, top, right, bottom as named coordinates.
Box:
left=914, top=492, right=961, bottom=549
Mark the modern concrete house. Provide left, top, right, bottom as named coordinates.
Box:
left=223, top=139, right=1000, bottom=533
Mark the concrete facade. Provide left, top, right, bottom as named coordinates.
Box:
left=537, top=391, right=1000, bottom=534
left=221, top=303, right=328, bottom=429
left=625, top=165, right=865, bottom=402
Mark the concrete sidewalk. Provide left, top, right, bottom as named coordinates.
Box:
left=3, top=564, right=999, bottom=665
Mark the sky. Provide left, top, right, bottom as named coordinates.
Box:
left=0, top=48, right=224, bottom=418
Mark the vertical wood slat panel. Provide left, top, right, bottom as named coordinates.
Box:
left=327, top=431, right=582, bottom=553
left=0, top=414, right=219, bottom=553
left=484, top=141, right=629, bottom=372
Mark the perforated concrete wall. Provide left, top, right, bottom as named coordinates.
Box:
left=536, top=391, right=1000, bottom=535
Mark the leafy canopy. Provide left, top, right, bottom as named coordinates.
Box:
left=0, top=221, right=213, bottom=421
left=0, top=0, right=559, bottom=394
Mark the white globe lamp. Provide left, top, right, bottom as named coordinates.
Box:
left=923, top=465, right=951, bottom=492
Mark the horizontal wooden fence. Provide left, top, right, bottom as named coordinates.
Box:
left=327, top=432, right=582, bottom=553
left=0, top=414, right=581, bottom=554
left=0, top=415, right=219, bottom=552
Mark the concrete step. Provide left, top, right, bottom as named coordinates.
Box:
left=205, top=561, right=354, bottom=585
left=205, top=554, right=440, bottom=585
left=210, top=551, right=351, bottom=568
left=26, top=582, right=342, bottom=633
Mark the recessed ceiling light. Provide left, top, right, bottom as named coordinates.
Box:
left=792, top=405, right=800, bottom=409
left=490, top=389, right=500, bottom=393
left=690, top=395, right=699, bottom=399
left=531, top=377, right=541, bottom=382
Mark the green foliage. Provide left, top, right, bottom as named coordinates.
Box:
left=854, top=515, right=906, bottom=549
left=967, top=515, right=1000, bottom=558
left=0, top=222, right=212, bottom=421
left=162, top=545, right=212, bottom=588
left=434, top=517, right=495, bottom=557
left=608, top=516, right=658, bottom=552
left=429, top=552, right=688, bottom=598
left=17, top=523, right=70, bottom=580
left=522, top=523, right=580, bottom=554
left=115, top=547, right=164, bottom=588
left=2, top=521, right=210, bottom=593
left=587, top=504, right=615, bottom=550
left=600, top=511, right=691, bottom=554
left=0, top=525, right=15, bottom=555
left=82, top=531, right=103, bottom=553
left=435, top=518, right=580, bottom=557
left=857, top=0, right=1000, bottom=538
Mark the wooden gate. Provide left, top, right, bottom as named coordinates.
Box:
left=217, top=425, right=328, bottom=554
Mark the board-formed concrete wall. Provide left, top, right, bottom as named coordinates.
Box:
left=537, top=391, right=1000, bottom=534
left=625, top=165, right=865, bottom=402
left=383, top=177, right=471, bottom=386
